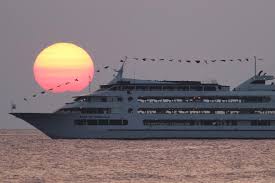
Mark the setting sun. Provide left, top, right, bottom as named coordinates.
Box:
left=33, top=43, right=94, bottom=93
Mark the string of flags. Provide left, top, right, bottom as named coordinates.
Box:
left=23, top=78, right=80, bottom=101
left=22, top=56, right=263, bottom=102
left=120, top=56, right=263, bottom=64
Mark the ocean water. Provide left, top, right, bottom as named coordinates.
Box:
left=1, top=130, right=275, bottom=183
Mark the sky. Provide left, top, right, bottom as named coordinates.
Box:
left=1, top=0, right=275, bottom=128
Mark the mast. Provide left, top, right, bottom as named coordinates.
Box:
left=254, top=56, right=257, bottom=77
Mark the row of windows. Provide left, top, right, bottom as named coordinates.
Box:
left=75, top=119, right=128, bottom=126
left=143, top=120, right=273, bottom=126
left=58, top=108, right=112, bottom=114
left=138, top=96, right=271, bottom=103
left=74, top=96, right=123, bottom=103
left=137, top=108, right=275, bottom=115
left=102, top=85, right=227, bottom=91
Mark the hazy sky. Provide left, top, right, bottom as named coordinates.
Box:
left=1, top=0, right=275, bottom=128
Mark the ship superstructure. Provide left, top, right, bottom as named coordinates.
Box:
left=11, top=61, right=275, bottom=138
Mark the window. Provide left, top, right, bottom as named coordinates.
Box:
left=74, top=119, right=128, bottom=126
left=98, top=120, right=109, bottom=125
left=251, top=121, right=271, bottom=126
left=143, top=120, right=239, bottom=126
left=87, top=120, right=97, bottom=125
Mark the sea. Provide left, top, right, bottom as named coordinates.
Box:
left=1, top=130, right=275, bottom=183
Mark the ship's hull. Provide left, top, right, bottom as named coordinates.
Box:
left=10, top=113, right=275, bottom=139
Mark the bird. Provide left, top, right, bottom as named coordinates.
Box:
left=142, top=58, right=147, bottom=61
left=211, top=60, right=216, bottom=62
left=220, top=59, right=226, bottom=62
left=195, top=60, right=200, bottom=63
left=151, top=59, right=156, bottom=61
left=75, top=78, right=79, bottom=81
left=104, top=66, right=109, bottom=69
left=186, top=60, right=191, bottom=63
left=178, top=59, right=182, bottom=63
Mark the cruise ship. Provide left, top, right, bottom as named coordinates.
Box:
left=10, top=61, right=275, bottom=139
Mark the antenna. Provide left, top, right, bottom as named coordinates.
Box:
left=254, top=56, right=257, bottom=77
left=88, top=75, right=92, bottom=94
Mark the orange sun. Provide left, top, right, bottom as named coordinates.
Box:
left=33, top=43, right=94, bottom=93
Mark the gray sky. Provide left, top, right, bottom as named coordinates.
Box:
left=1, top=0, right=275, bottom=128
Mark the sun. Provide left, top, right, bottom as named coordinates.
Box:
left=33, top=43, right=94, bottom=93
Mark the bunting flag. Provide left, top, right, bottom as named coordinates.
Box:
left=126, top=57, right=262, bottom=64
left=24, top=78, right=82, bottom=101
left=22, top=56, right=263, bottom=102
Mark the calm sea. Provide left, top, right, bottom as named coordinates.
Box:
left=1, top=129, right=275, bottom=183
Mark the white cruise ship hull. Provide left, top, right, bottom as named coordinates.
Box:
left=11, top=113, right=275, bottom=139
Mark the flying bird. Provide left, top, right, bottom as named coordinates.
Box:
left=96, top=70, right=100, bottom=73
left=186, top=60, right=191, bottom=63
left=237, top=59, right=242, bottom=62
left=159, top=59, right=165, bottom=61
left=168, top=59, right=174, bottom=62
left=41, top=91, right=46, bottom=94
left=220, top=60, right=226, bottom=62
left=65, top=82, right=70, bottom=85
left=104, top=66, right=109, bottom=69
left=211, top=60, right=216, bottom=62
left=75, top=78, right=79, bottom=81
left=151, top=59, right=156, bottom=61
left=142, top=58, right=147, bottom=61
left=195, top=60, right=200, bottom=63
